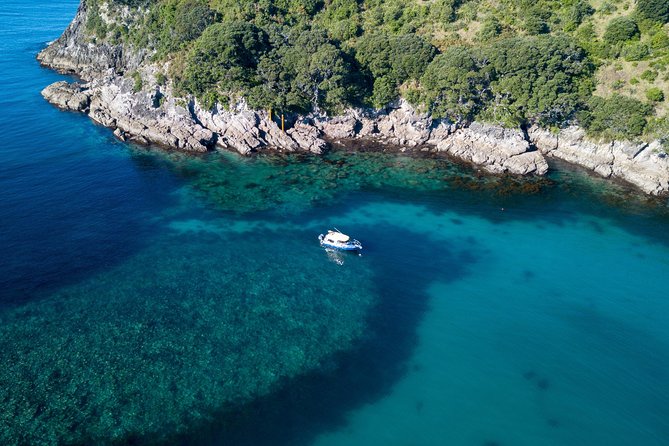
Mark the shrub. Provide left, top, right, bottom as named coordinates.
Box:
left=564, top=0, right=595, bottom=31
left=604, top=17, right=640, bottom=44
left=484, top=35, right=595, bottom=126
left=143, top=0, right=217, bottom=56
left=356, top=33, right=436, bottom=107
left=650, top=29, right=669, bottom=49
left=644, top=116, right=669, bottom=148
left=622, top=42, right=650, bottom=61
left=646, top=87, right=665, bottom=102
left=420, top=46, right=489, bottom=121
left=155, top=72, right=167, bottom=86
left=420, top=35, right=595, bottom=126
left=640, top=69, right=658, bottom=81
left=86, top=2, right=108, bottom=39
left=600, top=2, right=617, bottom=15
left=182, top=22, right=269, bottom=99
left=524, top=11, right=550, bottom=35
left=132, top=71, right=143, bottom=93
left=477, top=16, right=502, bottom=41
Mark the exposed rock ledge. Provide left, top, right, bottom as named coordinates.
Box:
left=529, top=126, right=669, bottom=195
left=42, top=74, right=669, bottom=194
left=37, top=0, right=669, bottom=195
left=41, top=77, right=548, bottom=175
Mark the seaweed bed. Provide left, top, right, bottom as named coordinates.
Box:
left=152, top=149, right=554, bottom=214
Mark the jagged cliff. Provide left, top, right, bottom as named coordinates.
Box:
left=38, top=1, right=669, bottom=195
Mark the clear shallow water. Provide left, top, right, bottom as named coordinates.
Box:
left=1, top=2, right=669, bottom=445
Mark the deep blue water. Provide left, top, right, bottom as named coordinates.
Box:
left=2, top=2, right=669, bottom=445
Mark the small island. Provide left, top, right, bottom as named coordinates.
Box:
left=39, top=0, right=669, bottom=194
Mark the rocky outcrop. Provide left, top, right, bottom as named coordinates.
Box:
left=41, top=81, right=90, bottom=112
left=529, top=126, right=669, bottom=195
left=437, top=123, right=548, bottom=175
left=37, top=2, right=146, bottom=79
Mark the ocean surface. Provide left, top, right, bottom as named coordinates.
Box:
left=2, top=2, right=669, bottom=445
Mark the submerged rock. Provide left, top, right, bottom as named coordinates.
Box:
left=0, top=233, right=377, bottom=445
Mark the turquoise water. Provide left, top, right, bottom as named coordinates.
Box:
left=2, top=2, right=669, bottom=445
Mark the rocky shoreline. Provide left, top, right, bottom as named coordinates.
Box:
left=38, top=1, right=669, bottom=195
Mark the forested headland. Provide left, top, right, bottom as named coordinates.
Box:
left=85, top=0, right=669, bottom=144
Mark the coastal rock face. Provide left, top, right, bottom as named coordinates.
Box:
left=37, top=0, right=669, bottom=195
left=34, top=2, right=550, bottom=175
left=529, top=126, right=669, bottom=195
left=84, top=77, right=215, bottom=152
left=437, top=123, right=548, bottom=175
left=37, top=2, right=146, bottom=79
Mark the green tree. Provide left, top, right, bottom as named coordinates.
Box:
left=420, top=46, right=491, bottom=121
left=603, top=17, right=640, bottom=44
left=524, top=10, right=550, bottom=35
left=477, top=16, right=502, bottom=41
left=356, top=33, right=436, bottom=107
left=564, top=0, right=594, bottom=31
left=484, top=35, right=594, bottom=126
left=249, top=28, right=356, bottom=113
left=181, top=22, right=269, bottom=106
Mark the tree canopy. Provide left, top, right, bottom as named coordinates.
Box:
left=88, top=0, right=669, bottom=141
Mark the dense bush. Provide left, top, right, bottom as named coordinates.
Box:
left=477, top=16, right=502, bottom=41
left=355, top=33, right=437, bottom=107
left=524, top=10, right=550, bottom=35
left=83, top=0, right=669, bottom=141
left=483, top=35, right=595, bottom=126
left=421, top=35, right=594, bottom=126
left=649, top=28, right=669, bottom=50
left=584, top=94, right=652, bottom=139
left=603, top=17, right=640, bottom=44
left=621, top=42, right=650, bottom=61
left=564, top=0, right=594, bottom=31
left=636, top=0, right=669, bottom=24
left=180, top=22, right=269, bottom=107
left=420, top=46, right=490, bottom=121
left=131, top=71, right=143, bottom=93
left=254, top=28, right=356, bottom=113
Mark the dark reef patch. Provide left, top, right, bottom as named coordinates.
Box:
left=0, top=229, right=378, bottom=445
left=523, top=371, right=537, bottom=381
left=547, top=418, right=561, bottom=428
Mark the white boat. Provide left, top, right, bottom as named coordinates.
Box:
left=318, top=229, right=363, bottom=251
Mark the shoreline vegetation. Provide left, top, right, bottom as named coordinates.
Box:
left=37, top=0, right=669, bottom=195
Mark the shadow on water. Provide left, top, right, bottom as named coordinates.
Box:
left=179, top=225, right=478, bottom=446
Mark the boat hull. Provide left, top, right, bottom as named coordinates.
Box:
left=320, top=242, right=361, bottom=251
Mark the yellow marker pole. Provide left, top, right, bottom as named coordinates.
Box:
left=268, top=107, right=272, bottom=122
left=281, top=114, right=285, bottom=132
